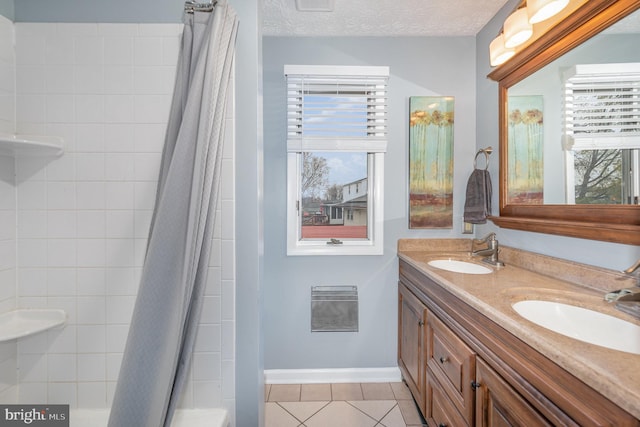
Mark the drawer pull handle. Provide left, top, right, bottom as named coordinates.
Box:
left=439, top=356, right=448, bottom=363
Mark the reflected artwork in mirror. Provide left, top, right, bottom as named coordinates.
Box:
left=507, top=95, right=544, bottom=204
left=488, top=0, right=640, bottom=245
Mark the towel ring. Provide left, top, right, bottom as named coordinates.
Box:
left=474, top=147, right=492, bottom=171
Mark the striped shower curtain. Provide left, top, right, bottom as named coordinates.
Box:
left=108, top=3, right=238, bottom=426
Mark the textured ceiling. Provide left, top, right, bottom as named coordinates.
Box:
left=263, top=0, right=512, bottom=37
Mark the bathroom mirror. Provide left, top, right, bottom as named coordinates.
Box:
left=488, top=0, right=640, bottom=245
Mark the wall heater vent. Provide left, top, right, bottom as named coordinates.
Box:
left=311, top=285, right=358, bottom=332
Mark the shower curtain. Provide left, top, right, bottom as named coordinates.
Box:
left=108, top=3, right=238, bottom=427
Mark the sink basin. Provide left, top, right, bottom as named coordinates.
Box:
left=512, top=300, right=640, bottom=354
left=427, top=259, right=492, bottom=275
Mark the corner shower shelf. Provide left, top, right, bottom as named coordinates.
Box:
left=0, top=309, right=67, bottom=342
left=0, top=134, right=64, bottom=157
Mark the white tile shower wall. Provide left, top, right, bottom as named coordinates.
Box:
left=0, top=15, right=14, bottom=135
left=13, top=23, right=236, bottom=417
left=0, top=14, right=17, bottom=403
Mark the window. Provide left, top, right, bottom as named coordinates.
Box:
left=562, top=63, right=640, bottom=204
left=285, top=65, right=389, bottom=255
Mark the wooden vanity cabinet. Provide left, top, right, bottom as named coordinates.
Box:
left=398, top=259, right=640, bottom=427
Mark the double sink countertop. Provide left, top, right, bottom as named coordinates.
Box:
left=397, top=238, right=640, bottom=420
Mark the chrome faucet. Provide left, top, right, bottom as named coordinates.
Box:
left=471, top=232, right=505, bottom=267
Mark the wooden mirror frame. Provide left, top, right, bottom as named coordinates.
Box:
left=487, top=0, right=640, bottom=246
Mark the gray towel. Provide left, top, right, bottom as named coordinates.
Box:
left=463, top=168, right=492, bottom=224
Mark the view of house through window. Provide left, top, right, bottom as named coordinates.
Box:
left=301, top=152, right=368, bottom=239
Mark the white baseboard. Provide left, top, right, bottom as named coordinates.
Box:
left=264, top=367, right=402, bottom=384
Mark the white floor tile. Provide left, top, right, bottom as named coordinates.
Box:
left=379, top=405, right=407, bottom=427
left=278, top=401, right=330, bottom=423
left=305, top=401, right=377, bottom=427
left=265, top=383, right=421, bottom=427
left=348, top=400, right=397, bottom=421
left=265, top=402, right=300, bottom=427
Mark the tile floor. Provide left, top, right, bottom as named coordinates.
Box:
left=265, top=382, right=427, bottom=427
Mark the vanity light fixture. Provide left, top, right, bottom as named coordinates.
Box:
left=490, top=0, right=570, bottom=67
left=504, top=7, right=533, bottom=48
left=489, top=33, right=516, bottom=67
left=527, top=0, right=570, bottom=24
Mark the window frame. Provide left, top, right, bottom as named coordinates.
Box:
left=284, top=65, right=389, bottom=256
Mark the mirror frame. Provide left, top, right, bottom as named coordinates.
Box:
left=488, top=0, right=640, bottom=246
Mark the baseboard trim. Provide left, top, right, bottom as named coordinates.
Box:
left=264, top=367, right=402, bottom=384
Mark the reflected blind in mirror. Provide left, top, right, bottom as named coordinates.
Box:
left=562, top=63, right=640, bottom=151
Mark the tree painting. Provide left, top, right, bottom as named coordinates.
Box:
left=409, top=96, right=454, bottom=228
left=507, top=96, right=544, bottom=204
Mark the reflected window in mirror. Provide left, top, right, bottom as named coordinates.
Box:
left=562, top=63, right=640, bottom=205
left=569, top=149, right=637, bottom=204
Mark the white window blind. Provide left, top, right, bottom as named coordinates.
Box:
left=562, top=63, right=640, bottom=151
left=285, top=65, right=389, bottom=153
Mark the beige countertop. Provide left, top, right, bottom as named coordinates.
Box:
left=397, top=239, right=640, bottom=420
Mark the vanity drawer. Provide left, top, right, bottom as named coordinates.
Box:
left=427, top=312, right=476, bottom=425
left=426, top=369, right=469, bottom=427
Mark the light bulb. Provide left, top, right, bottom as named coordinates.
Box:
left=490, top=34, right=515, bottom=67
left=528, top=0, right=570, bottom=24
left=504, top=8, right=533, bottom=48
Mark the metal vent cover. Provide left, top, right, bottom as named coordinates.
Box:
left=311, top=285, right=358, bottom=332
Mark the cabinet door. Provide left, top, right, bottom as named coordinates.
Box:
left=475, top=359, right=552, bottom=427
left=398, top=283, right=427, bottom=414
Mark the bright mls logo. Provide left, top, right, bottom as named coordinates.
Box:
left=0, top=405, right=68, bottom=426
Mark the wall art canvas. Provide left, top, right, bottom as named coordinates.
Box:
left=409, top=96, right=454, bottom=228
left=507, top=95, right=544, bottom=204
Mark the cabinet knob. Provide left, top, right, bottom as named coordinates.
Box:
left=439, top=356, right=448, bottom=363
left=439, top=423, right=447, bottom=427
left=471, top=380, right=481, bottom=390
left=418, top=320, right=424, bottom=326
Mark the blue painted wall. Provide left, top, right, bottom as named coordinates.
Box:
left=263, top=36, right=477, bottom=370
left=0, top=0, right=14, bottom=20
left=233, top=0, right=265, bottom=425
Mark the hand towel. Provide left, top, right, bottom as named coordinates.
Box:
left=463, top=168, right=492, bottom=224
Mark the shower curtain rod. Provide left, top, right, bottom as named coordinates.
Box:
left=184, top=0, right=217, bottom=13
